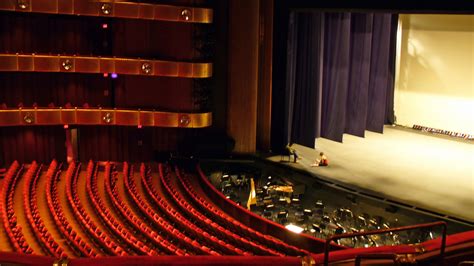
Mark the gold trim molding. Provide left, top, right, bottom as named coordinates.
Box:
left=0, top=54, right=212, bottom=78
left=0, top=0, right=213, bottom=24
left=0, top=108, right=212, bottom=128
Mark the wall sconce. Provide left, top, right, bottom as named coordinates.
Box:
left=179, top=115, right=191, bottom=126
left=62, top=60, right=73, bottom=71
left=141, top=62, right=152, bottom=74
left=23, top=112, right=34, bottom=124
left=17, top=0, right=29, bottom=10
left=180, top=9, right=192, bottom=21
left=102, top=112, right=113, bottom=124
left=101, top=3, right=112, bottom=15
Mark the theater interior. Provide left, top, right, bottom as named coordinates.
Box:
left=0, top=0, right=473, bottom=265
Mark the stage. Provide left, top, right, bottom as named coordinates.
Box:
left=266, top=126, right=474, bottom=223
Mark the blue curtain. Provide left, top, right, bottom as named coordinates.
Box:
left=285, top=12, right=398, bottom=146
left=285, top=12, right=324, bottom=147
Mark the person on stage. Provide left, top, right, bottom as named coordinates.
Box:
left=286, top=142, right=299, bottom=163
left=311, top=152, right=328, bottom=167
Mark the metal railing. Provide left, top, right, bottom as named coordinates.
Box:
left=323, top=221, right=447, bottom=266
left=355, top=253, right=399, bottom=266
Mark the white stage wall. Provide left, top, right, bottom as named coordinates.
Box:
left=394, top=14, right=474, bottom=134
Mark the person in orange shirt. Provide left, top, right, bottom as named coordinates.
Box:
left=311, top=152, right=328, bottom=167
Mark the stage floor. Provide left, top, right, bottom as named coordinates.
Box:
left=266, top=126, right=474, bottom=223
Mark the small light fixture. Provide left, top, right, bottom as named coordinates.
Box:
left=137, top=125, right=142, bottom=129
left=62, top=60, right=73, bottom=71
left=102, top=112, right=113, bottom=124
left=179, top=115, right=191, bottom=126
left=64, top=124, right=69, bottom=129
left=100, top=3, right=112, bottom=15
left=103, top=73, right=109, bottom=78
left=111, top=73, right=118, bottom=79
left=23, top=113, right=34, bottom=124
left=180, top=9, right=191, bottom=21
left=17, top=0, right=28, bottom=9
left=102, top=23, right=108, bottom=29
left=141, top=62, right=152, bottom=74
left=285, top=224, right=304, bottom=234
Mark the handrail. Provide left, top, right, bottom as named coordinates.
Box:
left=323, top=221, right=447, bottom=266
left=0, top=0, right=213, bottom=24
left=0, top=108, right=212, bottom=128
left=0, top=53, right=212, bottom=78
left=457, top=262, right=474, bottom=266
left=354, top=253, right=399, bottom=266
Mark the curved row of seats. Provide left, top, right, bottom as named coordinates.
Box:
left=104, top=163, right=182, bottom=255
left=86, top=161, right=156, bottom=256
left=157, top=164, right=282, bottom=256
left=174, top=166, right=309, bottom=256
left=65, top=162, right=127, bottom=256
left=22, top=162, right=65, bottom=258
left=141, top=164, right=247, bottom=255
left=3, top=160, right=470, bottom=265
left=0, top=161, right=32, bottom=253
left=0, top=160, right=334, bottom=258
left=122, top=163, right=213, bottom=255
left=45, top=160, right=97, bottom=257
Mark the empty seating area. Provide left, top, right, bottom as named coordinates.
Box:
left=179, top=167, right=311, bottom=255
left=22, top=162, right=65, bottom=258
left=1, top=162, right=32, bottom=254
left=45, top=160, right=96, bottom=257
left=0, top=160, right=473, bottom=265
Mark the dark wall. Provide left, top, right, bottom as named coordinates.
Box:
left=0, top=126, right=66, bottom=166
left=209, top=0, right=229, bottom=131
left=77, top=126, right=198, bottom=162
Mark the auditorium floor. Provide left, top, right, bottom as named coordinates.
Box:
left=265, top=126, right=474, bottom=223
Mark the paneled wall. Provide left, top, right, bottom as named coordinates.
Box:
left=0, top=0, right=214, bottom=165
left=227, top=0, right=260, bottom=153
left=77, top=126, right=198, bottom=162
left=0, top=126, right=66, bottom=166
left=226, top=0, right=274, bottom=153
left=394, top=14, right=474, bottom=134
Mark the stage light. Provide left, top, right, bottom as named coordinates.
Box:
left=111, top=73, right=118, bottom=79
left=103, top=73, right=109, bottom=78
left=137, top=125, right=142, bottom=129
left=285, top=224, right=304, bottom=234
left=102, top=23, right=108, bottom=29
left=63, top=124, right=69, bottom=129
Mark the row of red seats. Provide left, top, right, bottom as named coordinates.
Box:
left=161, top=164, right=284, bottom=256
left=140, top=164, right=239, bottom=255
left=156, top=164, right=274, bottom=256
left=86, top=161, right=157, bottom=256
left=104, top=162, right=184, bottom=255
left=45, top=160, right=97, bottom=257
left=22, top=162, right=66, bottom=258
left=123, top=164, right=214, bottom=255
left=183, top=166, right=309, bottom=256
left=65, top=162, right=127, bottom=256
left=0, top=162, right=32, bottom=253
